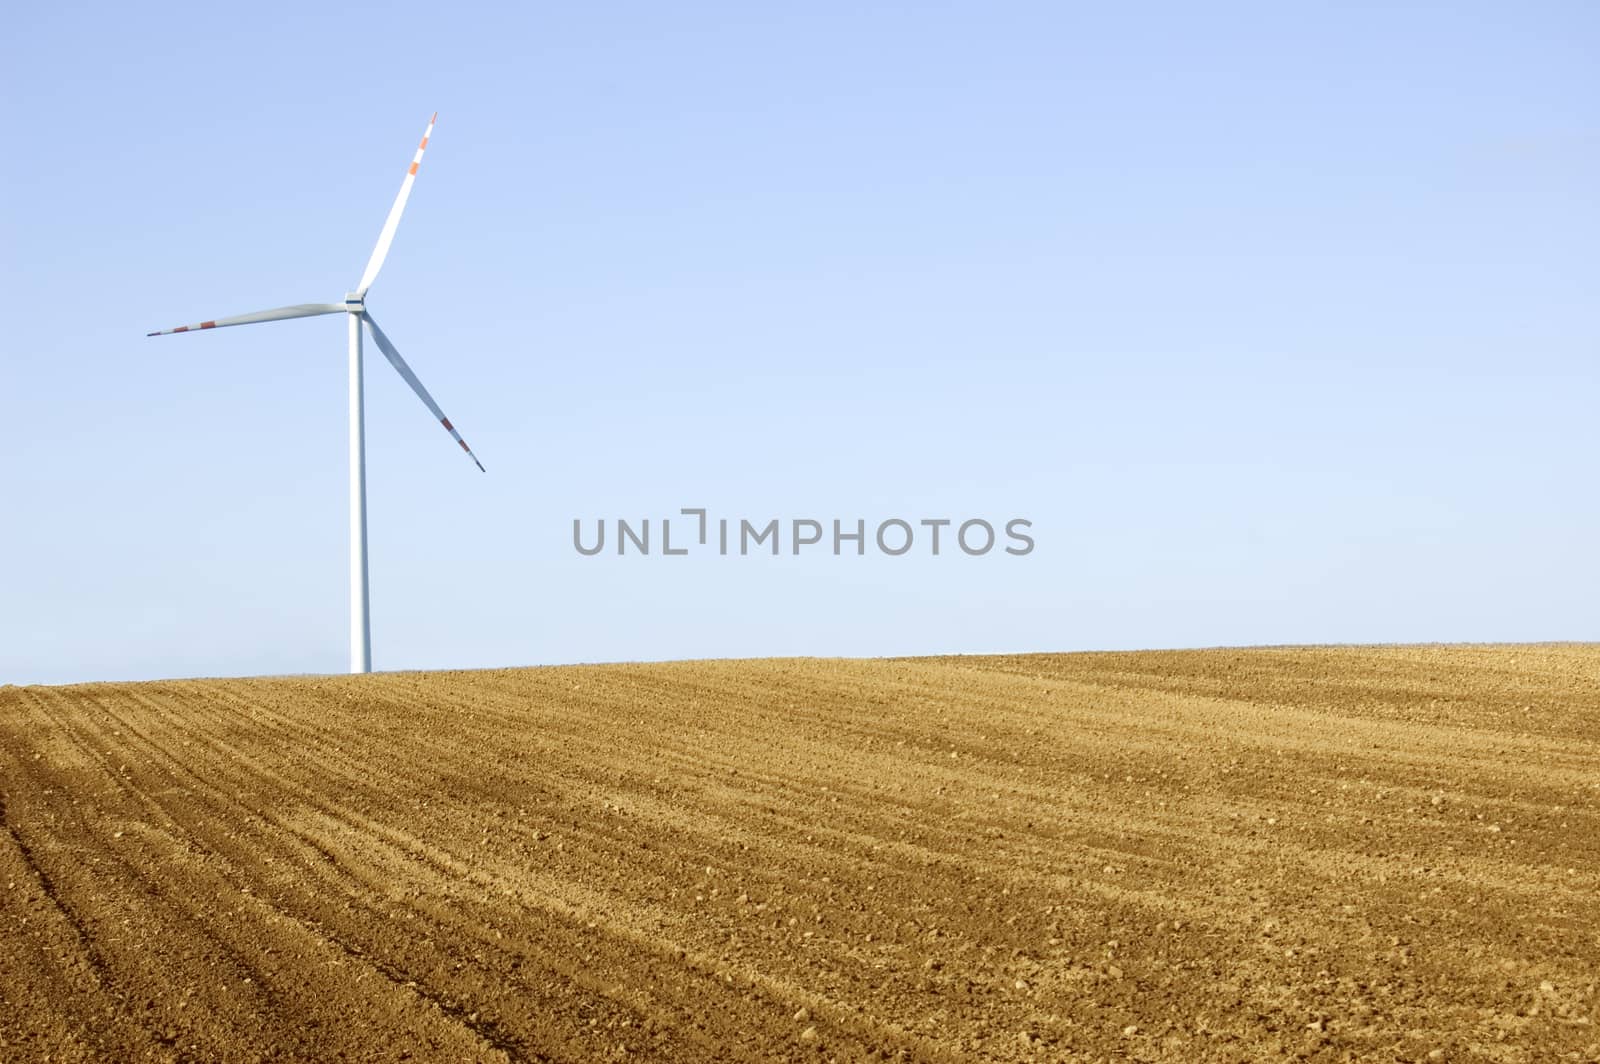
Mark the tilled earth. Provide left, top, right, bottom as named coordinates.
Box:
left=1, top=645, right=1597, bottom=1063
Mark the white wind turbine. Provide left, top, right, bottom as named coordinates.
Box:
left=147, top=113, right=482, bottom=675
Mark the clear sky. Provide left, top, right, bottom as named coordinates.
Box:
left=3, top=2, right=1596, bottom=684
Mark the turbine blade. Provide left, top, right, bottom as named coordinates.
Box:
left=146, top=303, right=344, bottom=337
left=362, top=312, right=485, bottom=472
left=355, top=112, right=437, bottom=298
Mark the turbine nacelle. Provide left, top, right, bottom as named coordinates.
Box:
left=344, top=294, right=366, bottom=313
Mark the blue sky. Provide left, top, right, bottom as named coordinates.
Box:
left=3, top=2, right=1596, bottom=683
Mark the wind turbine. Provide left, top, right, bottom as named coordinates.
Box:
left=147, top=113, right=482, bottom=675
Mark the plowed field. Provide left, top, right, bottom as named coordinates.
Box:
left=2, top=646, right=1597, bottom=1062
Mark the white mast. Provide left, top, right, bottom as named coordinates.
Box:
left=348, top=305, right=372, bottom=673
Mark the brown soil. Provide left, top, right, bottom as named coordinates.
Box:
left=1, top=645, right=1596, bottom=1062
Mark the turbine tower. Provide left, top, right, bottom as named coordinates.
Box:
left=147, top=113, right=482, bottom=675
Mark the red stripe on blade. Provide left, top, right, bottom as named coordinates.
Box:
left=201, top=321, right=216, bottom=329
